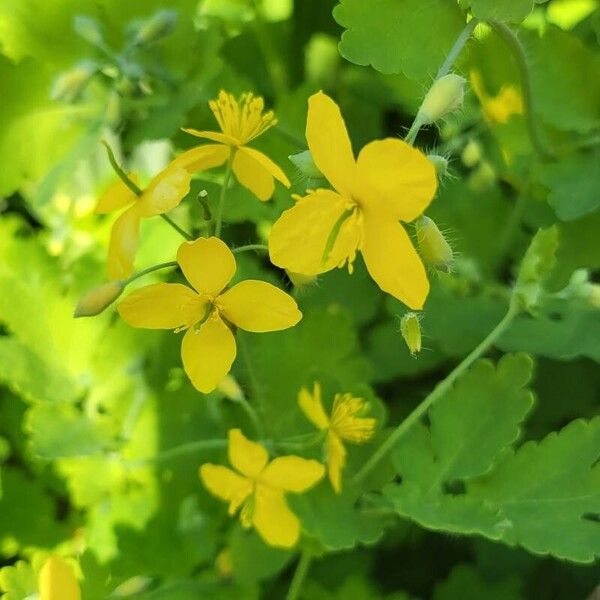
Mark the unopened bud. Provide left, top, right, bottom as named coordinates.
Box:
left=51, top=62, right=97, bottom=103
left=469, top=160, right=495, bottom=191
left=74, top=281, right=125, bottom=317
left=415, top=216, right=454, bottom=273
left=133, top=10, right=178, bottom=46
left=461, top=139, right=482, bottom=168
left=38, top=556, right=81, bottom=600
left=286, top=270, right=318, bottom=288
left=289, top=150, right=325, bottom=180
left=73, top=15, right=105, bottom=48
left=417, top=74, right=466, bottom=125
left=217, top=375, right=244, bottom=402
left=400, top=312, right=422, bottom=357
left=216, top=549, right=233, bottom=579
left=427, top=154, right=449, bottom=179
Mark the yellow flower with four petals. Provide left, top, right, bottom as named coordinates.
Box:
left=118, top=237, right=302, bottom=393
left=298, top=382, right=376, bottom=493
left=95, top=165, right=191, bottom=280
left=175, top=91, right=291, bottom=201
left=200, top=429, right=325, bottom=548
left=268, top=91, right=438, bottom=310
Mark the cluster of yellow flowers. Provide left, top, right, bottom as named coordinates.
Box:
left=86, top=88, right=442, bottom=548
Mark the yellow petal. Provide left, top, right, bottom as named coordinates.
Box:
left=118, top=283, right=206, bottom=329
left=39, top=556, right=81, bottom=600
left=218, top=280, right=302, bottom=332
left=228, top=428, right=269, bottom=479
left=239, top=147, right=291, bottom=188
left=107, top=205, right=142, bottom=280
left=252, top=485, right=300, bottom=548
left=232, top=148, right=275, bottom=201
left=306, top=92, right=355, bottom=197
left=268, top=189, right=360, bottom=275
left=182, top=128, right=238, bottom=146
left=298, top=381, right=329, bottom=430
left=199, top=463, right=253, bottom=516
left=360, top=212, right=429, bottom=310
left=355, top=139, right=437, bottom=222
left=261, top=456, right=325, bottom=492
left=137, top=165, right=192, bottom=217
left=169, top=143, right=230, bottom=174
left=327, top=432, right=346, bottom=494
left=176, top=237, right=236, bottom=296
left=95, top=176, right=138, bottom=214
left=181, top=314, right=237, bottom=393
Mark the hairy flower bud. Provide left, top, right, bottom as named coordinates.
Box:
left=417, top=74, right=466, bottom=125
left=461, top=139, right=482, bottom=168
left=427, top=154, right=449, bottom=179
left=74, top=281, right=125, bottom=318
left=132, top=10, right=178, bottom=46
left=51, top=62, right=97, bottom=103
left=415, top=216, right=454, bottom=273
left=400, top=312, right=422, bottom=357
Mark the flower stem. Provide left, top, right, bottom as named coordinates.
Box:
left=215, top=150, right=236, bottom=238
left=488, top=21, right=552, bottom=160
left=101, top=140, right=193, bottom=240
left=232, top=244, right=269, bottom=254
left=404, top=18, right=478, bottom=145
left=124, top=261, right=178, bottom=286
left=286, top=550, right=312, bottom=600
left=233, top=396, right=266, bottom=439
left=125, top=439, right=228, bottom=468
left=353, top=300, right=520, bottom=485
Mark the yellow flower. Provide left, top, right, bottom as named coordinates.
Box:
left=200, top=429, right=324, bottom=548
left=470, top=70, right=523, bottom=124
left=268, top=92, right=438, bottom=310
left=38, top=556, right=81, bottom=600
left=118, top=237, right=302, bottom=393
left=298, top=382, right=376, bottom=493
left=95, top=166, right=191, bottom=280
left=174, top=91, right=291, bottom=201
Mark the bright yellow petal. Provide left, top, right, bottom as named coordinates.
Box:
left=327, top=432, right=346, bottom=494
left=252, top=485, right=300, bottom=548
left=118, top=283, right=206, bottom=329
left=137, top=165, right=192, bottom=217
left=360, top=212, right=429, bottom=310
left=199, top=463, right=253, bottom=516
left=39, top=556, right=81, bottom=600
left=176, top=237, right=236, bottom=296
left=218, top=280, right=302, bottom=332
left=182, top=128, right=238, bottom=146
left=169, top=143, right=230, bottom=174
left=298, top=381, right=329, bottom=430
left=181, top=314, right=237, bottom=393
left=306, top=91, right=356, bottom=197
left=239, top=147, right=291, bottom=188
left=232, top=148, right=275, bottom=201
left=261, top=456, right=325, bottom=493
left=107, top=205, right=142, bottom=280
left=95, top=177, right=138, bottom=214
left=268, top=189, right=360, bottom=275
left=355, top=139, right=437, bottom=222
left=228, top=428, right=269, bottom=479
left=330, top=393, right=376, bottom=444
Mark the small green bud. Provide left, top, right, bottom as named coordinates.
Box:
left=468, top=160, right=495, bottom=191
left=427, top=154, right=449, bottom=179
left=400, top=312, right=422, bottom=357
left=461, top=139, right=482, bottom=168
left=289, top=150, right=324, bottom=180
left=74, top=280, right=125, bottom=317
left=416, top=216, right=454, bottom=273
left=73, top=15, right=105, bottom=48
left=132, top=10, right=178, bottom=46
left=417, top=74, right=466, bottom=125
left=51, top=62, right=97, bottom=103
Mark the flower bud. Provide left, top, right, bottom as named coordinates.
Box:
left=415, top=216, right=454, bottom=273
left=417, top=74, right=466, bottom=125
left=51, top=62, right=97, bottom=103
left=400, top=312, right=422, bottom=357
left=132, top=10, right=178, bottom=46
left=288, top=150, right=324, bottom=180
left=38, top=556, right=81, bottom=600
left=427, top=154, right=449, bottom=179
left=461, top=139, right=482, bottom=168
left=468, top=160, right=495, bottom=191
left=74, top=281, right=125, bottom=318
left=286, top=270, right=318, bottom=288
left=216, top=549, right=233, bottom=580
left=217, top=375, right=245, bottom=402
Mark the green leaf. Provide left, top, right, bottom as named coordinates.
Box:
left=0, top=561, right=37, bottom=600
left=539, top=150, right=600, bottom=221
left=433, top=564, right=523, bottom=600
left=333, top=0, right=465, bottom=77
left=468, top=0, right=533, bottom=23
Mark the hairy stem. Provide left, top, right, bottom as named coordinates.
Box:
left=232, top=244, right=269, bottom=254
left=353, top=300, right=520, bottom=484
left=286, top=551, right=312, bottom=600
